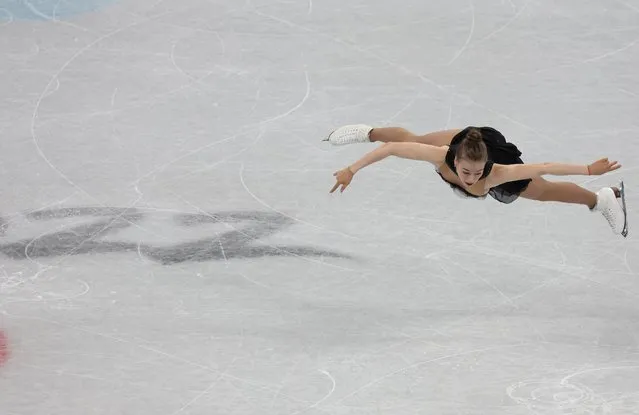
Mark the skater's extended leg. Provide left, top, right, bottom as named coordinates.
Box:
left=370, top=127, right=461, bottom=146
left=521, top=177, right=625, bottom=234
left=324, top=124, right=460, bottom=146
left=520, top=177, right=600, bottom=208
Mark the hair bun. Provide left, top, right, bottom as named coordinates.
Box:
left=465, top=128, right=483, bottom=143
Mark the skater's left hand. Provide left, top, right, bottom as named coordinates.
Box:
left=588, top=158, right=621, bottom=175
left=330, top=167, right=354, bottom=193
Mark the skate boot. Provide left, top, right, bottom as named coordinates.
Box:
left=323, top=124, right=373, bottom=146
left=591, top=186, right=627, bottom=236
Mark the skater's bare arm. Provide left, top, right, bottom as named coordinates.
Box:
left=330, top=143, right=447, bottom=193
left=487, top=158, right=621, bottom=186
left=349, top=142, right=447, bottom=173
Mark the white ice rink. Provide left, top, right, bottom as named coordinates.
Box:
left=1, top=0, right=639, bottom=414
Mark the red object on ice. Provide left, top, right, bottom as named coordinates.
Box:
left=0, top=330, right=9, bottom=366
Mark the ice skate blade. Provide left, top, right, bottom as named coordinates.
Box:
left=321, top=130, right=335, bottom=143
left=619, top=179, right=628, bottom=238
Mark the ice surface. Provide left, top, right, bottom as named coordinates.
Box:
left=1, top=0, right=639, bottom=414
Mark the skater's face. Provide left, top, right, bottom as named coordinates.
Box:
left=455, top=158, right=485, bottom=187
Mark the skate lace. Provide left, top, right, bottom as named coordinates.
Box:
left=601, top=205, right=617, bottom=227
left=601, top=201, right=617, bottom=228
left=334, top=127, right=360, bottom=142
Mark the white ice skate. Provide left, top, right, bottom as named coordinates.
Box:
left=592, top=184, right=628, bottom=237
left=323, top=124, right=373, bottom=146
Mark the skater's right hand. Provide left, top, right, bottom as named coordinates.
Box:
left=587, top=158, right=621, bottom=175
left=330, top=167, right=354, bottom=193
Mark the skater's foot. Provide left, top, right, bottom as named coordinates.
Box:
left=592, top=187, right=625, bottom=235
left=323, top=124, right=373, bottom=146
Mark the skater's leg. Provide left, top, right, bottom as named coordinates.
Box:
left=521, top=177, right=625, bottom=235
left=325, top=125, right=461, bottom=146
left=369, top=127, right=461, bottom=146
left=520, top=177, right=599, bottom=208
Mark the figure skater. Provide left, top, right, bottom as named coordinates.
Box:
left=324, top=124, right=628, bottom=237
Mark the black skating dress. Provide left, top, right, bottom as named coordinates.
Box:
left=436, top=126, right=531, bottom=204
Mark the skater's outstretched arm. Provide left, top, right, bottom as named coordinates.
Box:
left=350, top=142, right=447, bottom=172
left=330, top=142, right=447, bottom=193
left=487, top=158, right=621, bottom=187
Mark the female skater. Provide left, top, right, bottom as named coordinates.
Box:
left=325, top=124, right=628, bottom=237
